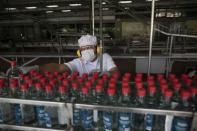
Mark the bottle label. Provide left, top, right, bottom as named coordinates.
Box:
left=45, top=112, right=52, bottom=128
left=13, top=104, right=23, bottom=124
left=73, top=109, right=80, bottom=126
left=81, top=109, right=93, bottom=130
left=118, top=113, right=131, bottom=131
left=173, top=117, right=188, bottom=131
left=22, top=105, right=35, bottom=123
left=103, top=112, right=113, bottom=131
left=0, top=106, right=3, bottom=123
left=36, top=106, right=45, bottom=126
left=145, top=114, right=154, bottom=131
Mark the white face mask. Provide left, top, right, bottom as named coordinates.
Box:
left=81, top=49, right=96, bottom=62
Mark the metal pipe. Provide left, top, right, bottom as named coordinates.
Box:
left=99, top=0, right=103, bottom=72
left=92, top=0, right=95, bottom=36
left=147, top=0, right=155, bottom=75
left=167, top=36, right=174, bottom=75
left=21, top=57, right=40, bottom=67
left=0, top=56, right=10, bottom=63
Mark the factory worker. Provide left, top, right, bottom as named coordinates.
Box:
left=38, top=34, right=119, bottom=76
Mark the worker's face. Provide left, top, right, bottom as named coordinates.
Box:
left=80, top=45, right=97, bottom=61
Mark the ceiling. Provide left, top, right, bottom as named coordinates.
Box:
left=0, top=0, right=197, bottom=24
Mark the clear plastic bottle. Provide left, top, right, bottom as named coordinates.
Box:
left=44, top=85, right=53, bottom=100
left=134, top=88, right=146, bottom=131
left=145, top=85, right=156, bottom=131
left=172, top=90, right=191, bottom=131
left=94, top=84, right=104, bottom=131
left=118, top=87, right=133, bottom=131
left=57, top=85, right=68, bottom=101
left=80, top=87, right=93, bottom=131
left=103, top=88, right=117, bottom=131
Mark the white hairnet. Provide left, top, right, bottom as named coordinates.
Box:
left=78, top=35, right=97, bottom=47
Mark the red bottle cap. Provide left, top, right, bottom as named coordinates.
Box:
left=173, top=83, right=181, bottom=91
left=27, top=79, right=33, bottom=86
left=122, top=82, right=129, bottom=88
left=85, top=81, right=92, bottom=89
left=71, top=82, right=78, bottom=90
left=0, top=78, right=5, bottom=84
left=185, top=79, right=192, bottom=87
left=122, top=77, right=129, bottom=83
left=147, top=75, right=154, bottom=81
left=45, top=85, right=52, bottom=92
left=168, top=73, right=176, bottom=80
left=29, top=70, right=36, bottom=76
left=102, top=74, right=108, bottom=81
left=147, top=80, right=155, bottom=86
left=50, top=79, right=57, bottom=86
left=96, top=84, right=103, bottom=92
left=148, top=85, right=156, bottom=94
left=35, top=83, right=42, bottom=90
left=157, top=74, right=164, bottom=80
left=44, top=71, right=51, bottom=76
left=109, top=78, right=116, bottom=83
left=58, top=86, right=66, bottom=93
left=137, top=88, right=146, bottom=97
left=53, top=71, right=59, bottom=77
left=73, top=71, right=79, bottom=76
left=136, top=82, right=143, bottom=89
left=10, top=61, right=16, bottom=66
left=62, top=72, right=69, bottom=78
left=19, top=74, right=25, bottom=79
left=181, top=90, right=190, bottom=99
left=159, top=79, right=167, bottom=85
left=181, top=74, right=188, bottom=80
left=172, top=78, right=179, bottom=84
left=20, top=83, right=28, bottom=91
left=81, top=87, right=89, bottom=94
left=107, top=88, right=116, bottom=95
left=122, top=87, right=131, bottom=95
left=40, top=78, right=47, bottom=84
left=124, top=73, right=131, bottom=78
left=191, top=87, right=197, bottom=95
left=108, top=82, right=116, bottom=89
left=10, top=78, right=18, bottom=84
left=98, top=79, right=104, bottom=85
left=93, top=72, right=99, bottom=79
left=136, top=73, right=143, bottom=78
left=10, top=83, right=17, bottom=89
left=135, top=77, right=142, bottom=83
left=82, top=73, right=88, bottom=79
left=164, top=89, right=173, bottom=97
left=57, top=76, right=64, bottom=81
left=0, top=83, right=4, bottom=88
left=62, top=79, right=69, bottom=86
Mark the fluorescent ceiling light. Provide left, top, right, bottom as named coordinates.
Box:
left=25, top=6, right=37, bottom=9
left=61, top=10, right=71, bottom=12
left=103, top=8, right=109, bottom=10
left=102, top=2, right=106, bottom=4
left=118, top=1, right=132, bottom=4
left=46, top=10, right=53, bottom=13
left=5, top=8, right=16, bottom=10
left=69, top=3, right=82, bottom=6
left=146, top=0, right=159, bottom=1
left=46, top=5, right=58, bottom=8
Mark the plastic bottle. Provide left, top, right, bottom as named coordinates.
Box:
left=103, top=87, right=117, bottom=131
left=94, top=84, right=104, bottom=131
left=57, top=85, right=68, bottom=101
left=134, top=88, right=146, bottom=131
left=145, top=85, right=156, bottom=131
left=118, top=87, right=133, bottom=131
left=0, top=78, right=7, bottom=96
left=80, top=87, right=93, bottom=131
left=172, top=90, right=191, bottom=131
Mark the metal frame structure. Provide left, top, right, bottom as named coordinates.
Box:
left=0, top=97, right=196, bottom=131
